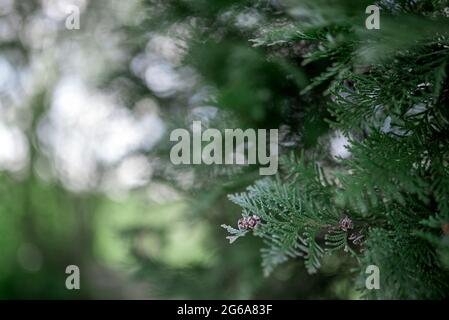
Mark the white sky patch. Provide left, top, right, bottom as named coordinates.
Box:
left=144, top=63, right=181, bottom=97
left=0, top=123, right=29, bottom=172
left=330, top=130, right=351, bottom=160
left=116, top=155, right=152, bottom=188
left=101, top=155, right=153, bottom=200
left=131, top=33, right=196, bottom=98
left=38, top=77, right=164, bottom=192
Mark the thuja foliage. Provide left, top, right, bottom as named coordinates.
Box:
left=219, top=0, right=449, bottom=299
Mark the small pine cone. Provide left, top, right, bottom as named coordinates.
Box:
left=238, top=215, right=261, bottom=230
left=238, top=218, right=248, bottom=230
left=247, top=215, right=261, bottom=229
left=339, top=216, right=354, bottom=231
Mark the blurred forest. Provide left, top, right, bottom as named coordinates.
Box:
left=1, top=0, right=449, bottom=299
